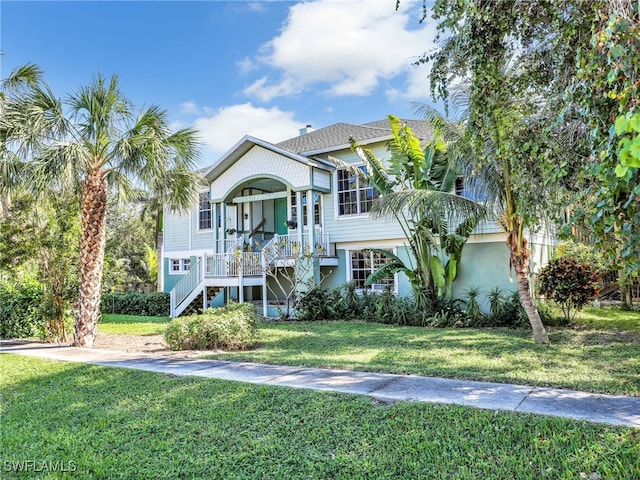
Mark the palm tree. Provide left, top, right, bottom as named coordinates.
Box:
left=0, top=63, right=45, bottom=218
left=345, top=115, right=487, bottom=303
left=2, top=71, right=201, bottom=346
left=420, top=92, right=551, bottom=344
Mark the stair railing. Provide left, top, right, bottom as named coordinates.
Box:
left=170, top=257, right=203, bottom=317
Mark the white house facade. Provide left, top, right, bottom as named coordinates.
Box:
left=162, top=119, right=554, bottom=317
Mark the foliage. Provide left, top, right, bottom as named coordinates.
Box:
left=101, top=292, right=170, bottom=317
left=0, top=192, right=80, bottom=341
left=553, top=240, right=606, bottom=270
left=294, top=282, right=530, bottom=329
left=165, top=302, right=258, bottom=351
left=4, top=356, right=638, bottom=479
left=347, top=115, right=486, bottom=300
left=463, top=287, right=482, bottom=323
left=570, top=6, right=640, bottom=281
left=1, top=66, right=202, bottom=347
left=538, top=258, right=601, bottom=322
left=0, top=277, right=47, bottom=338
left=103, top=201, right=157, bottom=293
left=261, top=245, right=329, bottom=320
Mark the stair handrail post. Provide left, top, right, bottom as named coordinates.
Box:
left=261, top=251, right=268, bottom=317
left=238, top=252, right=244, bottom=303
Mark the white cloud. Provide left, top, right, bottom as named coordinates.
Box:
left=180, top=101, right=213, bottom=116
left=236, top=56, right=258, bottom=75
left=190, top=102, right=303, bottom=158
left=244, top=0, right=436, bottom=101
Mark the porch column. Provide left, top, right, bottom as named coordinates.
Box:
left=296, top=191, right=303, bottom=253
left=306, top=189, right=315, bottom=254
left=262, top=253, right=268, bottom=317
left=221, top=203, right=227, bottom=252
left=215, top=202, right=221, bottom=253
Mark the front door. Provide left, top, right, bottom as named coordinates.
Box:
left=274, top=197, right=288, bottom=235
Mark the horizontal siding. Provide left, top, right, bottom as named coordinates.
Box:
left=317, top=143, right=403, bottom=243
left=314, top=169, right=331, bottom=190
left=210, top=146, right=310, bottom=200
left=164, top=209, right=190, bottom=251
left=191, top=215, right=216, bottom=250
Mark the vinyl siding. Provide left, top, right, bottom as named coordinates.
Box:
left=164, top=209, right=190, bottom=251
left=210, top=146, right=310, bottom=201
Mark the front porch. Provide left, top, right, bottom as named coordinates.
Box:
left=169, top=233, right=336, bottom=317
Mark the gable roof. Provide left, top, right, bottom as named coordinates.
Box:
left=202, top=135, right=334, bottom=182
left=276, top=118, right=433, bottom=155
left=200, top=118, right=433, bottom=177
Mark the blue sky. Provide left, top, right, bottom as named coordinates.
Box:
left=2, top=0, right=438, bottom=166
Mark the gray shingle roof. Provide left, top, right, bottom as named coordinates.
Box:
left=276, top=118, right=432, bottom=155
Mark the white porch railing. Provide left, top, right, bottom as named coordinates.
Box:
left=170, top=257, right=203, bottom=317
left=260, top=233, right=330, bottom=259
left=216, top=235, right=245, bottom=254
left=205, top=252, right=263, bottom=278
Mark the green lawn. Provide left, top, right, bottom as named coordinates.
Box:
left=206, top=321, right=640, bottom=396
left=97, top=309, right=640, bottom=396
left=575, top=305, right=640, bottom=331
left=99, top=314, right=170, bottom=335
left=1, top=355, right=637, bottom=480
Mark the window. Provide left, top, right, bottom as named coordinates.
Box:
left=199, top=192, right=213, bottom=230
left=337, top=166, right=378, bottom=216
left=350, top=250, right=395, bottom=291
left=290, top=191, right=320, bottom=226
left=170, top=258, right=191, bottom=273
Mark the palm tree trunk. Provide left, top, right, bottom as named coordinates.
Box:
left=508, top=230, right=550, bottom=344
left=156, top=210, right=163, bottom=292
left=74, top=167, right=107, bottom=347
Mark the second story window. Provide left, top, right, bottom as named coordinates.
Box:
left=337, top=166, right=378, bottom=216
left=199, top=192, right=212, bottom=230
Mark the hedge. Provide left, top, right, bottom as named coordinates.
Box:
left=101, top=292, right=170, bottom=317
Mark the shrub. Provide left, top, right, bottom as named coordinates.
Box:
left=463, top=287, right=484, bottom=324
left=165, top=302, right=258, bottom=351
left=0, top=278, right=47, bottom=338
left=101, top=292, right=170, bottom=316
left=483, top=288, right=528, bottom=328
left=537, top=258, right=600, bottom=323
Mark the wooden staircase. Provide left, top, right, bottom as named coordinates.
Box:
left=179, top=286, right=224, bottom=316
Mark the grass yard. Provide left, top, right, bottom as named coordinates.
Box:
left=206, top=320, right=640, bottom=396
left=98, top=314, right=170, bottom=336
left=1, top=355, right=638, bottom=480
left=575, top=306, right=640, bottom=331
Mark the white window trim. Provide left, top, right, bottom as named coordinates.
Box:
left=169, top=258, right=191, bottom=274
left=346, top=247, right=398, bottom=295
left=333, top=164, right=378, bottom=219
left=197, top=191, right=213, bottom=232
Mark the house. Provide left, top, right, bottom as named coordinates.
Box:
left=162, top=119, right=554, bottom=317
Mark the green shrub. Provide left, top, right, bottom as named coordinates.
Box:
left=537, top=258, right=600, bottom=322
left=481, top=288, right=528, bottom=328
left=0, top=278, right=47, bottom=338
left=101, top=292, right=169, bottom=317
left=165, top=302, right=258, bottom=351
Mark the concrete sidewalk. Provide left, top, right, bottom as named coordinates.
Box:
left=2, top=340, right=639, bottom=428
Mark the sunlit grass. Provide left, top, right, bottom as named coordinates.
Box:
left=575, top=306, right=640, bottom=331
left=1, top=355, right=638, bottom=480
left=99, top=314, right=170, bottom=335
left=209, top=321, right=640, bottom=396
